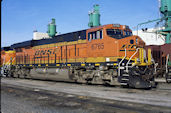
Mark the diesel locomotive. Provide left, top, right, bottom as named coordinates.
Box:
left=1, top=5, right=156, bottom=89
left=1, top=23, right=155, bottom=88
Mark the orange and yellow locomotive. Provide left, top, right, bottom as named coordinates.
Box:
left=1, top=24, right=155, bottom=88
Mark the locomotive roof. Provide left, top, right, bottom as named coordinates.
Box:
left=1, top=46, right=12, bottom=51
left=10, top=29, right=87, bottom=49
left=9, top=24, right=131, bottom=49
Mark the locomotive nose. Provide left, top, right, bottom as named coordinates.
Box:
left=136, top=36, right=145, bottom=47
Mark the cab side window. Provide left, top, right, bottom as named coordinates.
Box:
left=100, top=30, right=103, bottom=39
left=88, top=30, right=103, bottom=41
left=93, top=32, right=96, bottom=40
left=88, top=32, right=92, bottom=41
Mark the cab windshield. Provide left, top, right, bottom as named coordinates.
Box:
left=124, top=30, right=132, bottom=37
left=106, top=29, right=123, bottom=39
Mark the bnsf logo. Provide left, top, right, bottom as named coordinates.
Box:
left=120, top=44, right=136, bottom=51
left=121, top=44, right=136, bottom=49
left=35, top=49, right=58, bottom=56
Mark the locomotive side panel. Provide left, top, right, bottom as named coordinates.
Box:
left=14, top=24, right=146, bottom=67
left=15, top=40, right=88, bottom=66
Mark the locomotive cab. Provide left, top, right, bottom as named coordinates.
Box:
left=86, top=24, right=146, bottom=61
left=106, top=25, right=132, bottom=39
left=86, top=24, right=154, bottom=88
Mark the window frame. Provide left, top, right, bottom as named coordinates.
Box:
left=88, top=29, right=103, bottom=41
left=106, top=29, right=123, bottom=39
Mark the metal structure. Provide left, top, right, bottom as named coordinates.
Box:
left=159, top=0, right=171, bottom=68
left=137, top=0, right=171, bottom=44
left=159, top=0, right=171, bottom=44
left=137, top=0, right=171, bottom=82
left=88, top=4, right=101, bottom=27
left=47, top=18, right=57, bottom=37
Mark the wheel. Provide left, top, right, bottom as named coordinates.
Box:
left=128, top=66, right=153, bottom=89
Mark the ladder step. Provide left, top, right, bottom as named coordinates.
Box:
left=123, top=70, right=128, bottom=72
left=120, top=67, right=125, bottom=69
left=166, top=79, right=171, bottom=80
left=120, top=83, right=128, bottom=85
left=122, top=74, right=129, bottom=77
left=121, top=78, right=129, bottom=81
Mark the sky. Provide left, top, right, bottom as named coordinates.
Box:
left=1, top=0, right=160, bottom=47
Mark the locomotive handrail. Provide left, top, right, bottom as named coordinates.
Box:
left=55, top=54, right=56, bottom=64
left=154, top=63, right=158, bottom=74
left=118, top=48, right=126, bottom=76
left=126, top=48, right=139, bottom=72
left=3, top=57, right=5, bottom=65
left=166, top=54, right=169, bottom=73
left=48, top=54, right=49, bottom=64
left=150, top=53, right=157, bottom=74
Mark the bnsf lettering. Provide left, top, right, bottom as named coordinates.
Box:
left=47, top=49, right=52, bottom=54
left=42, top=50, right=46, bottom=55
left=91, top=43, right=104, bottom=50
left=35, top=49, right=56, bottom=56
left=35, top=51, right=40, bottom=55
left=53, top=48, right=58, bottom=54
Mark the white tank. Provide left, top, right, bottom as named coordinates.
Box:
left=133, top=28, right=165, bottom=45
left=33, top=31, right=51, bottom=40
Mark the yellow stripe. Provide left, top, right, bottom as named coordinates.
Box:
left=25, top=57, right=127, bottom=66
left=86, top=57, right=120, bottom=63
left=76, top=58, right=86, bottom=62
left=29, top=64, right=32, bottom=66
left=148, top=48, right=152, bottom=65
left=46, top=64, right=48, bottom=66
left=95, top=63, right=100, bottom=66
left=56, top=64, right=60, bottom=66
left=67, top=64, right=71, bottom=66
left=81, top=64, right=85, bottom=66
left=5, top=50, right=16, bottom=53
left=86, top=57, right=105, bottom=63
left=113, top=63, right=117, bottom=66
left=38, top=64, right=41, bottom=66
